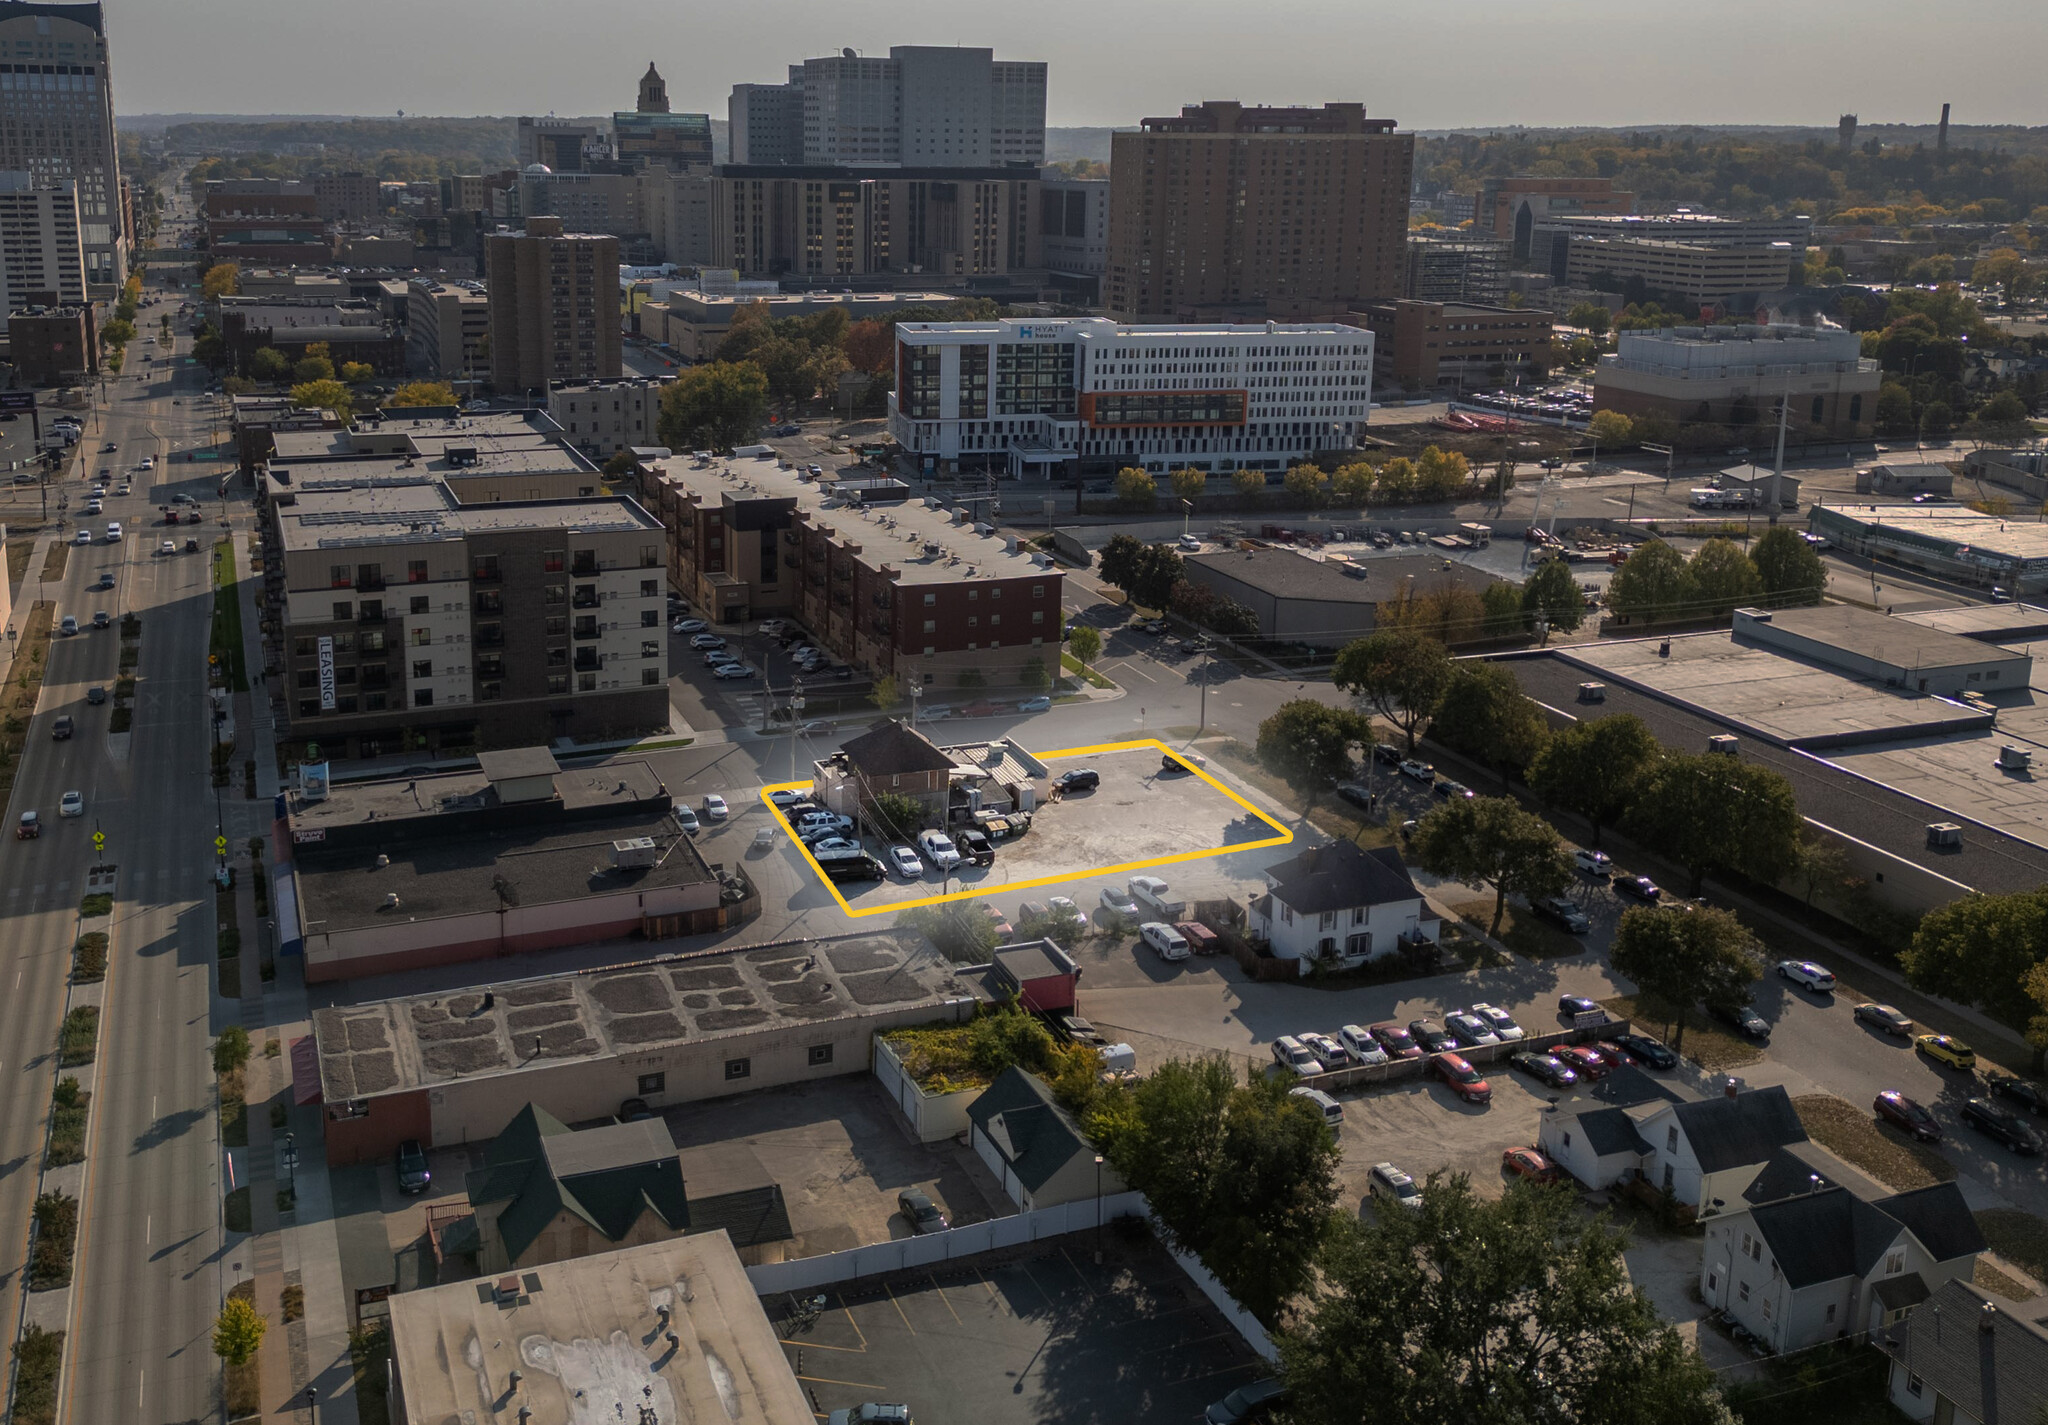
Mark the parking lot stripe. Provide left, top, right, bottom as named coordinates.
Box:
left=927, top=1275, right=962, bottom=1325
left=795, top=1373, right=889, bottom=1392
left=1058, top=1246, right=1099, bottom=1296
left=883, top=1280, right=916, bottom=1334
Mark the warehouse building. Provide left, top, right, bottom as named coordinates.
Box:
left=1180, top=547, right=1505, bottom=648
left=1810, top=503, right=2048, bottom=598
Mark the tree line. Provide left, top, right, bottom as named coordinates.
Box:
left=1111, top=446, right=1505, bottom=514
left=1606, top=530, right=1827, bottom=625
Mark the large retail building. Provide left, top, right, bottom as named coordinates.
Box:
left=888, top=316, right=1374, bottom=477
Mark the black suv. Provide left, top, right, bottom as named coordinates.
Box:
left=1057, top=768, right=1099, bottom=792
left=1961, top=1098, right=2042, bottom=1154
left=1989, top=1075, right=2048, bottom=1117
left=955, top=829, right=996, bottom=866
left=825, top=854, right=887, bottom=884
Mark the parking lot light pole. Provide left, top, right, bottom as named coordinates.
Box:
left=1094, top=1154, right=1105, bottom=1264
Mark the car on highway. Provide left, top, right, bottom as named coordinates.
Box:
left=73, top=528, right=91, bottom=545
left=1777, top=960, right=1837, bottom=992
left=139, top=455, right=154, bottom=470
left=897, top=1189, right=948, bottom=1234
left=1604, top=1032, right=1678, bottom=1070
left=51, top=715, right=72, bottom=740
left=1408, top=1018, right=1457, bottom=1054
left=58, top=791, right=83, bottom=818
left=1710, top=1001, right=1771, bottom=1041
left=916, top=830, right=961, bottom=870
left=1430, top=1051, right=1492, bottom=1104
left=57, top=614, right=77, bottom=636
left=1960, top=1098, right=2042, bottom=1154
left=1872, top=1091, right=1942, bottom=1142
left=104, top=521, right=120, bottom=541
left=1509, top=1051, right=1579, bottom=1089
left=85, top=685, right=105, bottom=705
left=1614, top=874, right=1662, bottom=903
left=887, top=845, right=923, bottom=879
left=1502, top=1146, right=1560, bottom=1183
left=713, top=662, right=756, bottom=678
left=1916, top=1034, right=1976, bottom=1070
left=14, top=810, right=37, bottom=839
left=158, top=540, right=176, bottom=556
left=1853, top=1003, right=1914, bottom=1038
left=1530, top=896, right=1591, bottom=934
left=91, top=610, right=109, bottom=629
left=84, top=499, right=101, bottom=516
left=1099, top=884, right=1139, bottom=916
left=1988, top=1075, right=2048, bottom=1118
left=1366, top=1162, right=1424, bottom=1212
left=395, top=1140, right=432, bottom=1194
left=1369, top=1022, right=1424, bottom=1060
left=93, top=571, right=114, bottom=590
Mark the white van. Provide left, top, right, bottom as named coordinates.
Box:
left=1289, top=1086, right=1344, bottom=1128
left=1337, top=1024, right=1391, bottom=1067
left=1272, top=1035, right=1324, bottom=1076
left=1139, top=922, right=1190, bottom=961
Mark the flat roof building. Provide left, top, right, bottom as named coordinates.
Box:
left=1478, top=176, right=1634, bottom=259
left=487, top=216, right=623, bottom=394
left=1404, top=233, right=1510, bottom=306
left=1732, top=606, right=2032, bottom=699
left=0, top=1, right=124, bottom=292
left=1528, top=212, right=1811, bottom=303
left=1355, top=299, right=1554, bottom=391
left=402, top=277, right=489, bottom=381
left=0, top=172, right=85, bottom=310
left=216, top=295, right=405, bottom=376
left=645, top=285, right=955, bottom=363
left=1181, top=547, right=1506, bottom=648
left=709, top=166, right=1042, bottom=282
left=888, top=315, right=1375, bottom=478
left=1594, top=325, right=1880, bottom=438
left=1811, top=503, right=2048, bottom=597
left=548, top=377, right=674, bottom=460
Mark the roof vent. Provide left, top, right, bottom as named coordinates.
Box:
left=375, top=853, right=390, bottom=868
left=1998, top=745, right=2032, bottom=771
left=1577, top=682, right=1606, bottom=702
left=1707, top=735, right=1739, bottom=756
left=1982, top=1301, right=2000, bottom=1333
left=1927, top=822, right=1964, bottom=847
left=382, top=892, right=401, bottom=911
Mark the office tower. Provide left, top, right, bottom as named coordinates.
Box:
left=517, top=116, right=603, bottom=173
left=709, top=168, right=1040, bottom=280
left=1477, top=176, right=1634, bottom=258
left=1104, top=101, right=1413, bottom=322
left=729, top=82, right=803, bottom=166
left=0, top=170, right=84, bottom=308
left=486, top=215, right=622, bottom=394
left=0, top=0, right=124, bottom=292
left=614, top=61, right=712, bottom=172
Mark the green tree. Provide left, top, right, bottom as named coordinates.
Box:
left=1278, top=1176, right=1733, bottom=1425
left=1067, top=624, right=1102, bottom=666
left=870, top=791, right=934, bottom=839
left=1256, top=700, right=1365, bottom=812
left=1902, top=890, right=2048, bottom=1048
left=248, top=346, right=290, bottom=383
left=1608, top=905, right=1761, bottom=1052
left=601, top=449, right=639, bottom=479
left=213, top=1024, right=252, bottom=1075
left=1411, top=794, right=1572, bottom=936
left=1480, top=581, right=1525, bottom=639
left=1565, top=301, right=1613, bottom=336
left=212, top=1295, right=266, bottom=1368
left=1096, top=534, right=1183, bottom=611
left=1751, top=527, right=1827, bottom=607
left=201, top=261, right=240, bottom=300
left=1587, top=409, right=1635, bottom=450
left=1521, top=558, right=1585, bottom=638
left=98, top=317, right=135, bottom=349
left=1428, top=662, right=1550, bottom=790
left=1626, top=753, right=1801, bottom=896
left=1097, top=1058, right=1340, bottom=1324
left=657, top=360, right=771, bottom=451
left=338, top=361, right=375, bottom=385
left=1413, top=446, right=1469, bottom=502
left=1169, top=466, right=1207, bottom=501
left=1331, top=461, right=1374, bottom=507
left=1113, top=466, right=1158, bottom=511
left=896, top=901, right=1001, bottom=959
left=191, top=322, right=226, bottom=371
left=1232, top=466, right=1268, bottom=499
left=1607, top=538, right=1696, bottom=625
left=868, top=673, right=900, bottom=710
left=1526, top=713, right=1660, bottom=848
left=289, top=379, right=354, bottom=419
left=1332, top=630, right=1451, bottom=753
left=388, top=380, right=456, bottom=408
left=1687, top=537, right=1763, bottom=617
left=1283, top=461, right=1330, bottom=508
left=292, top=354, right=334, bottom=384
left=1486, top=456, right=1516, bottom=503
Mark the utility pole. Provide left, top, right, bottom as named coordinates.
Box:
left=1767, top=377, right=1790, bottom=523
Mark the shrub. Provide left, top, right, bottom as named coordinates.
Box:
left=46, top=1077, right=88, bottom=1167
left=71, top=932, right=107, bottom=983
left=213, top=1024, right=252, bottom=1074
left=12, top=1325, right=63, bottom=1425
left=29, top=1192, right=76, bottom=1290
left=58, top=1006, right=98, bottom=1067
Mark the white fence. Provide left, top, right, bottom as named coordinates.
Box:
left=1164, top=1239, right=1278, bottom=1362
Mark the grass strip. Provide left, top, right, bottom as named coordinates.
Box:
left=1793, top=1093, right=1956, bottom=1192
left=45, top=1077, right=88, bottom=1168
left=1598, top=993, right=1763, bottom=1073
left=58, top=1005, right=98, bottom=1067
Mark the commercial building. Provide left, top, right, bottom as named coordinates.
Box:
left=310, top=170, right=379, bottom=223
left=0, top=1, right=124, bottom=292
left=1039, top=174, right=1108, bottom=301
left=888, top=315, right=1374, bottom=477
left=1355, top=299, right=1554, bottom=391
left=1477, top=176, right=1634, bottom=258
left=1104, top=101, right=1413, bottom=321
left=485, top=216, right=622, bottom=394
left=402, top=277, right=488, bottom=381
left=515, top=116, right=603, bottom=173
left=385, top=1234, right=814, bottom=1425
left=1810, top=504, right=2048, bottom=598
left=202, top=179, right=330, bottom=265
left=644, top=285, right=952, bottom=362
left=260, top=408, right=595, bottom=502
left=1731, top=606, right=2032, bottom=699
left=1404, top=233, right=1510, bottom=305
left=1592, top=324, right=1880, bottom=436
left=306, top=927, right=978, bottom=1165
left=0, top=171, right=83, bottom=308
left=613, top=61, right=712, bottom=171
left=1180, top=547, right=1505, bottom=648
left=6, top=301, right=93, bottom=383
left=215, top=296, right=406, bottom=375
left=635, top=451, right=1065, bottom=687
left=547, top=376, right=672, bottom=459
left=514, top=168, right=639, bottom=240
left=709, top=166, right=1042, bottom=281
left=1527, top=212, right=1813, bottom=303
left=636, top=165, right=714, bottom=266
left=725, top=45, right=1046, bottom=169
left=263, top=447, right=667, bottom=760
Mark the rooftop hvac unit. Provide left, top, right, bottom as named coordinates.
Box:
left=1707, top=735, right=1740, bottom=756
left=1999, top=745, right=2033, bottom=771
left=1578, top=682, right=1606, bottom=702
left=924, top=496, right=942, bottom=509
left=974, top=522, right=994, bottom=536
left=611, top=836, right=659, bottom=869
left=1927, top=822, right=1964, bottom=848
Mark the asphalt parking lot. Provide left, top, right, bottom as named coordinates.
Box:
left=773, top=1233, right=1268, bottom=1425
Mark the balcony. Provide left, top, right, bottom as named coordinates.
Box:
left=473, top=631, right=504, bottom=649
left=572, top=621, right=601, bottom=641
left=474, top=593, right=504, bottom=615
left=354, top=576, right=386, bottom=593
left=573, top=650, right=600, bottom=672
left=357, top=604, right=390, bottom=624
left=571, top=592, right=600, bottom=610
left=571, top=558, right=600, bottom=577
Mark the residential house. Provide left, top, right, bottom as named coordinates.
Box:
left=968, top=1066, right=1126, bottom=1211
left=1250, top=839, right=1440, bottom=971
left=1539, top=1082, right=1809, bottom=1217
left=813, top=719, right=958, bottom=823
left=1883, top=1277, right=2048, bottom=1424
left=1703, top=1181, right=1986, bottom=1353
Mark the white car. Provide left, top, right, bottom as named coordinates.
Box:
left=1337, top=1024, right=1391, bottom=1067
left=1399, top=758, right=1435, bottom=783
left=1300, top=1031, right=1351, bottom=1068
left=887, top=845, right=924, bottom=879
left=689, top=633, right=726, bottom=649
left=104, top=521, right=121, bottom=542
left=74, top=528, right=92, bottom=545
left=84, top=500, right=102, bottom=516
left=1046, top=896, right=1088, bottom=931
left=703, top=650, right=739, bottom=667
left=1777, top=960, right=1837, bottom=992
left=58, top=791, right=83, bottom=817
left=1099, top=884, right=1139, bottom=916
left=809, top=837, right=863, bottom=860
left=672, top=618, right=707, bottom=634
left=1573, top=849, right=1613, bottom=878
left=1468, top=1003, right=1525, bottom=1042
left=702, top=795, right=729, bottom=821
left=768, top=789, right=811, bottom=809
left=674, top=806, right=700, bottom=835
left=139, top=456, right=154, bottom=469
left=916, top=830, right=961, bottom=870
left=1018, top=696, right=1051, bottom=713
left=713, top=663, right=755, bottom=679
left=1139, top=922, right=1190, bottom=961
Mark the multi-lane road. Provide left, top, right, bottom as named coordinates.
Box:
left=0, top=289, right=231, bottom=1423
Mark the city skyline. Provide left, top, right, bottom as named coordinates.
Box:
left=106, top=0, right=2048, bottom=129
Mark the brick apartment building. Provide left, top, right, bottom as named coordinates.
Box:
left=486, top=216, right=622, bottom=395
left=7, top=304, right=97, bottom=385
left=1105, top=101, right=1413, bottom=321
left=1354, top=300, right=1556, bottom=391
left=202, top=179, right=333, bottom=265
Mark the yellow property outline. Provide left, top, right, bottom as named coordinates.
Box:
left=758, top=737, right=1294, bottom=918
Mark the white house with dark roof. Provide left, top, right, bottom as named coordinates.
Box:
left=1251, top=839, right=1439, bottom=971
left=1884, top=1277, right=2048, bottom=1424
left=1703, top=1181, right=1986, bottom=1354
left=968, top=1067, right=1126, bottom=1210
left=1538, top=1082, right=1810, bottom=1218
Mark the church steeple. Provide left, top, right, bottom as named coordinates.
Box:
left=637, top=62, right=668, bottom=115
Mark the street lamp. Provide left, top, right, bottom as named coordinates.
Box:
left=1093, top=1154, right=1105, bottom=1264
left=280, top=1131, right=298, bottom=1194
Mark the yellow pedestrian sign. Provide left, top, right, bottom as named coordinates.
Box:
left=91, top=831, right=105, bottom=850
left=214, top=835, right=227, bottom=853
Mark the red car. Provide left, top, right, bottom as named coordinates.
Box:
left=1502, top=1146, right=1560, bottom=1184
left=1873, top=1090, right=1942, bottom=1143
left=1577, top=1041, right=1629, bottom=1071
left=1429, top=1051, right=1492, bottom=1104
left=1369, top=1022, right=1425, bottom=1061
left=1555, top=1044, right=1609, bottom=1080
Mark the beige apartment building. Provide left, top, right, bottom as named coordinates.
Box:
left=404, top=278, right=489, bottom=381
left=1105, top=101, right=1413, bottom=321
left=548, top=378, right=673, bottom=460
left=485, top=216, right=622, bottom=395
left=710, top=167, right=1041, bottom=281
left=1555, top=235, right=1804, bottom=304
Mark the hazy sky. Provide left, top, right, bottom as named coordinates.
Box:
left=110, top=0, right=2048, bottom=129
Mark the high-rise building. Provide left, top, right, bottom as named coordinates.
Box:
left=724, top=46, right=1046, bottom=169
left=1404, top=233, right=1509, bottom=305
left=516, top=117, right=604, bottom=173
left=613, top=62, right=712, bottom=172
left=312, top=171, right=380, bottom=223
left=404, top=278, right=489, bottom=381
left=1104, top=102, right=1413, bottom=322
left=0, top=1, right=124, bottom=292
left=1476, top=176, right=1634, bottom=259
left=0, top=170, right=84, bottom=309
left=486, top=216, right=622, bottom=394
left=709, top=167, right=1040, bottom=281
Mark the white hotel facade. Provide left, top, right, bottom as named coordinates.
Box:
left=888, top=317, right=1374, bottom=478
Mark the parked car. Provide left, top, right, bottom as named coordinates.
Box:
left=1614, top=874, right=1662, bottom=903
left=702, top=794, right=729, bottom=821
left=1289, top=1085, right=1344, bottom=1129
left=1018, top=696, right=1052, bottom=712
left=1045, top=896, right=1090, bottom=932
left=1916, top=1034, right=1976, bottom=1070
left=955, top=828, right=996, bottom=866
left=887, top=845, right=924, bottom=879
left=1398, top=758, right=1436, bottom=783
left=1128, top=875, right=1183, bottom=917
left=1271, top=1035, right=1324, bottom=1076
left=1468, top=1003, right=1525, bottom=1042
left=1369, top=1022, right=1424, bottom=1060
left=689, top=633, right=726, bottom=649
left=1366, top=1162, right=1424, bottom=1211
left=395, top=1140, right=431, bottom=1195
left=1433, top=778, right=1475, bottom=801
left=1140, top=922, right=1191, bottom=961
left=1407, top=1019, right=1457, bottom=1054
left=1873, top=1091, right=1942, bottom=1142
left=1710, top=1001, right=1772, bottom=1042
left=1573, top=849, right=1613, bottom=878
left=1777, top=960, right=1837, bottom=992
left=1099, top=884, right=1140, bottom=916
left=768, top=789, right=810, bottom=809
left=1555, top=1044, right=1610, bottom=1081
left=1372, top=743, right=1403, bottom=766
left=1604, top=1032, right=1677, bottom=1070
left=917, top=829, right=962, bottom=870
left=1430, top=1051, right=1492, bottom=1104
left=1960, top=1098, right=2042, bottom=1154
left=1501, top=1146, right=1560, bottom=1183
left=676, top=806, right=703, bottom=837
left=808, top=837, right=864, bottom=861
left=1204, top=1378, right=1285, bottom=1425
left=618, top=1098, right=655, bottom=1123
left=1531, top=896, right=1591, bottom=934
left=672, top=618, right=708, bottom=633
left=1444, top=1011, right=1500, bottom=1049
left=1853, top=1003, right=1914, bottom=1038
left=828, top=1406, right=911, bottom=1425
left=1559, top=993, right=1602, bottom=1019
left=1509, top=1051, right=1579, bottom=1089
left=1336, top=1025, right=1391, bottom=1067
left=713, top=662, right=756, bottom=678
left=1056, top=767, right=1100, bottom=792
left=897, top=1188, right=948, bottom=1234
left=1988, top=1075, right=2048, bottom=1118
left=825, top=854, right=887, bottom=884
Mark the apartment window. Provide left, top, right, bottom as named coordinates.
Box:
left=547, top=647, right=567, bottom=667
left=478, top=681, right=501, bottom=701
left=544, top=584, right=565, bottom=605
left=725, top=1057, right=751, bottom=1081
left=1760, top=1296, right=1773, bottom=1321
left=295, top=670, right=316, bottom=690
left=544, top=616, right=567, bottom=637
left=477, top=656, right=504, bottom=679
left=1032, top=611, right=1044, bottom=624
left=808, top=1044, right=833, bottom=1067
left=410, top=596, right=429, bottom=616
left=1886, top=1253, right=1904, bottom=1275
left=362, top=631, right=386, bottom=653
left=924, top=593, right=937, bottom=606
left=473, top=554, right=500, bottom=582
left=642, top=667, right=661, bottom=686
left=332, top=600, right=352, bottom=622
left=641, top=609, right=659, bottom=628
left=1738, top=1282, right=1749, bottom=1303
left=637, top=1072, right=666, bottom=1095
left=923, top=620, right=936, bottom=633
left=1667, top=1126, right=1678, bottom=1152
left=579, top=673, right=597, bottom=691
left=641, top=641, right=659, bottom=659
left=640, top=544, right=660, bottom=568
left=408, top=559, right=428, bottom=584
left=412, top=660, right=433, bottom=679
left=640, top=579, right=659, bottom=597
left=1906, top=1375, right=1922, bottom=1398
left=294, top=636, right=316, bottom=657
left=329, top=563, right=351, bottom=588
left=542, top=549, right=565, bottom=573
left=547, top=673, right=569, bottom=694
left=413, top=688, right=433, bottom=708
left=411, top=627, right=430, bottom=647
